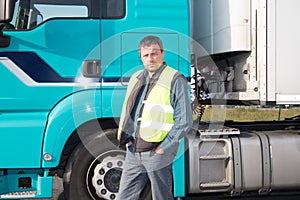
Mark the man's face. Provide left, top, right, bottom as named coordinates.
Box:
left=139, top=44, right=164, bottom=75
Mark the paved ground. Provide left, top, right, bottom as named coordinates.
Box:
left=50, top=176, right=64, bottom=200
left=29, top=176, right=300, bottom=200
left=27, top=176, right=64, bottom=200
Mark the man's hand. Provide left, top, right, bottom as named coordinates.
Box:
left=126, top=141, right=133, bottom=147
left=155, top=146, right=164, bottom=154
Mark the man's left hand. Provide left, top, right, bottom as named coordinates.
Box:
left=155, top=146, right=164, bottom=154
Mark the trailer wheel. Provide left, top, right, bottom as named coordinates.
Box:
left=63, top=129, right=151, bottom=200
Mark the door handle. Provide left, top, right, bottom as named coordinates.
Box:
left=82, top=60, right=101, bottom=78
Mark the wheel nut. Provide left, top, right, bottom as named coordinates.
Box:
left=117, top=161, right=123, bottom=167
left=99, top=168, right=105, bottom=175
left=110, top=194, right=116, bottom=199
left=101, top=189, right=107, bottom=195
left=97, top=179, right=102, bottom=185
left=107, top=162, right=113, bottom=168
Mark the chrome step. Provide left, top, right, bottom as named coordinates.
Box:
left=0, top=191, right=36, bottom=199
left=199, top=127, right=240, bottom=136
left=199, top=155, right=229, bottom=160
left=200, top=181, right=231, bottom=188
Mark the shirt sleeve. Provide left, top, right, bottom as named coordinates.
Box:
left=159, top=74, right=193, bottom=151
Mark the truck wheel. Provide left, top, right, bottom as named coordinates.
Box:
left=63, top=129, right=151, bottom=200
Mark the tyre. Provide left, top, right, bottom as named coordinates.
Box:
left=63, top=128, right=151, bottom=200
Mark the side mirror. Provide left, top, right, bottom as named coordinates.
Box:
left=0, top=0, right=16, bottom=47
left=0, top=0, right=16, bottom=23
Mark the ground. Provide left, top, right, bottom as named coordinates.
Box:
left=26, top=176, right=64, bottom=200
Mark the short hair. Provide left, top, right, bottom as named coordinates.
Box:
left=138, top=36, right=164, bottom=52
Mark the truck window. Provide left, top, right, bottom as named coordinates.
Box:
left=11, top=0, right=125, bottom=30
left=13, top=0, right=92, bottom=29
left=33, top=4, right=88, bottom=21
left=102, top=0, right=125, bottom=19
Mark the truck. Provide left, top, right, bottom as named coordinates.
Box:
left=0, top=0, right=300, bottom=199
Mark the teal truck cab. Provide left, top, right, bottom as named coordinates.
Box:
left=0, top=0, right=189, bottom=199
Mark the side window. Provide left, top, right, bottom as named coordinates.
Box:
left=33, top=4, right=88, bottom=21
left=102, top=0, right=125, bottom=19
left=11, top=0, right=126, bottom=30
left=13, top=0, right=91, bottom=30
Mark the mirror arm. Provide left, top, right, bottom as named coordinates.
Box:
left=0, top=24, right=10, bottom=48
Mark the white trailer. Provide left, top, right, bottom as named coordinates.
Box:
left=186, top=0, right=300, bottom=198
left=192, top=0, right=300, bottom=105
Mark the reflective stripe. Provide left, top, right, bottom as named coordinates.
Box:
left=142, top=101, right=174, bottom=113
left=1, top=57, right=100, bottom=87
left=140, top=121, right=174, bottom=131
left=138, top=112, right=174, bottom=123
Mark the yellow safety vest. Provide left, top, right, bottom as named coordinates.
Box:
left=118, top=66, right=177, bottom=142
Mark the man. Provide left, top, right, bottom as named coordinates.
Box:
left=117, top=36, right=193, bottom=200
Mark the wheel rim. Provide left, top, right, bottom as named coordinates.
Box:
left=87, top=150, right=125, bottom=200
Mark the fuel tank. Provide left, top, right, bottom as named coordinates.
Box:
left=186, top=129, right=300, bottom=195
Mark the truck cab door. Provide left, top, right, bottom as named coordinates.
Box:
left=100, top=0, right=187, bottom=118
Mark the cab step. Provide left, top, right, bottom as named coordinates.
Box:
left=0, top=191, right=36, bottom=199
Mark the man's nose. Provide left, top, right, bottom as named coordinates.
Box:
left=148, top=55, right=154, bottom=61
